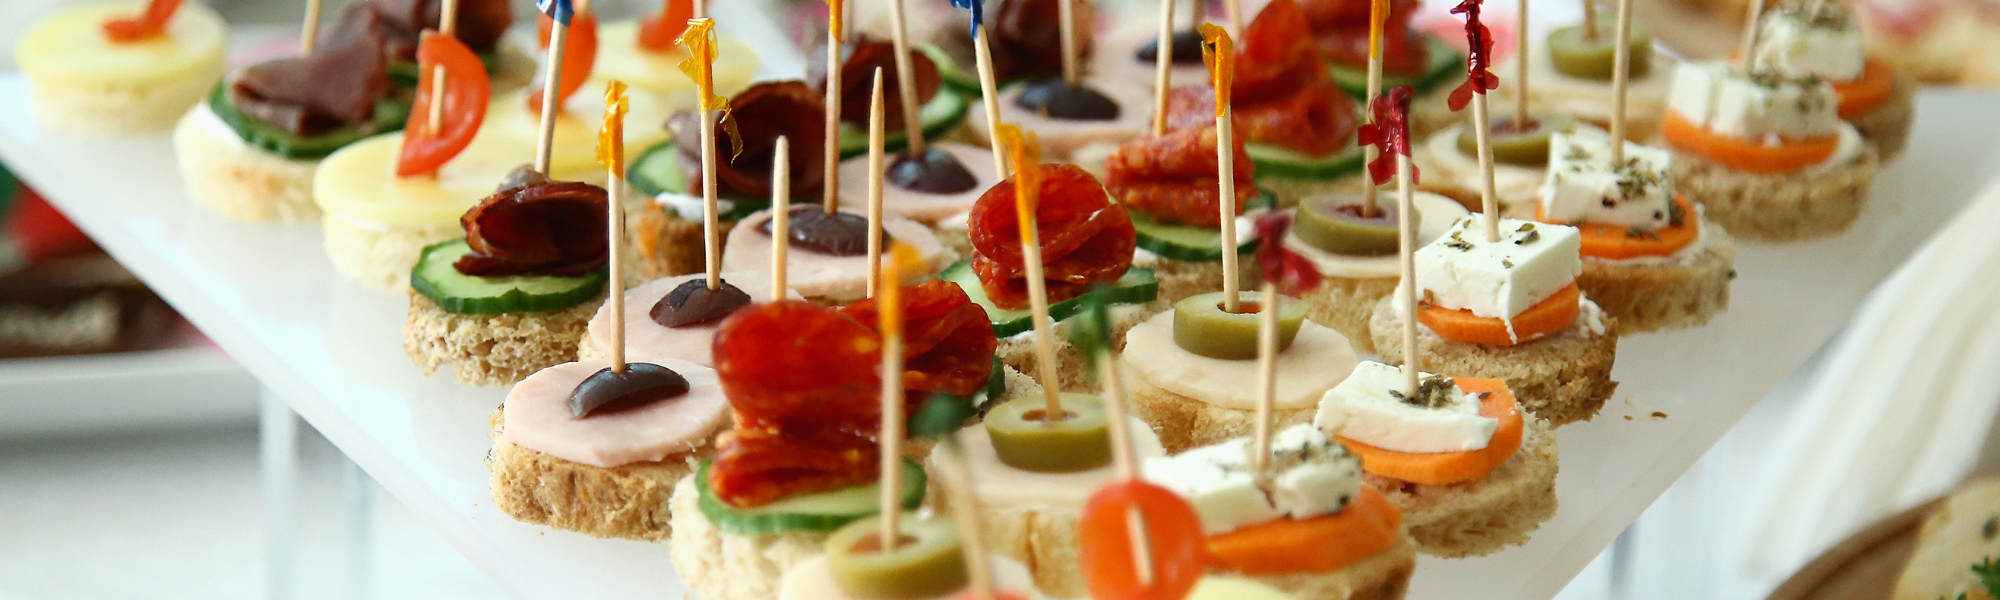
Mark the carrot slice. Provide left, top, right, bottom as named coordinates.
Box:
left=1417, top=283, right=1580, bottom=346
left=1205, top=486, right=1404, bottom=575
left=1661, top=111, right=1839, bottom=174
left=1338, top=378, right=1525, bottom=486
left=1079, top=481, right=1208, bottom=600
left=1539, top=195, right=1701, bottom=260
left=1833, top=59, right=1896, bottom=119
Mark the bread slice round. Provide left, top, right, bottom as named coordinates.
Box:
left=1575, top=223, right=1736, bottom=334
left=403, top=292, right=600, bottom=386
left=1670, top=139, right=1880, bottom=243
left=1851, top=74, right=1915, bottom=163
left=1123, top=360, right=1316, bottom=454
left=1368, top=417, right=1560, bottom=558
left=1230, top=535, right=1418, bottom=600
left=173, top=103, right=322, bottom=222
left=1893, top=478, right=2000, bottom=600
left=628, top=203, right=744, bottom=281
left=1368, top=296, right=1618, bottom=426
left=997, top=298, right=1168, bottom=394
left=1409, top=83, right=1466, bottom=142
left=322, top=215, right=459, bottom=292
left=27, top=62, right=220, bottom=135
left=1135, top=255, right=1262, bottom=304
left=486, top=409, right=701, bottom=541
left=667, top=475, right=829, bottom=600
left=1300, top=275, right=1398, bottom=356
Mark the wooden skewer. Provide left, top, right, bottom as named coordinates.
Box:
left=693, top=0, right=705, bottom=20
left=1014, top=173, right=1064, bottom=420
left=1610, top=0, right=1632, bottom=156
left=1096, top=311, right=1155, bottom=585
left=535, top=12, right=570, bottom=176
left=1471, top=94, right=1501, bottom=242
left=696, top=43, right=721, bottom=291
left=824, top=1, right=843, bottom=214
left=772, top=136, right=791, bottom=299
left=1217, top=106, right=1240, bottom=313
left=1739, top=0, right=1764, bottom=68
left=1151, top=0, right=1175, bottom=138
left=876, top=252, right=908, bottom=552
left=299, top=0, right=323, bottom=55
left=1360, top=0, right=1386, bottom=217
left=1223, top=0, right=1244, bottom=38
left=933, top=446, right=1001, bottom=600
left=1584, top=0, right=1599, bottom=41
left=885, top=0, right=928, bottom=155
left=426, top=0, right=463, bottom=135
left=1396, top=153, right=1420, bottom=396
left=1251, top=281, right=1279, bottom=478
left=866, top=69, right=887, bottom=298
left=607, top=146, right=626, bottom=375
left=973, top=24, right=1009, bottom=177
left=1515, top=0, right=1530, bottom=128
left=1058, top=0, right=1081, bottom=86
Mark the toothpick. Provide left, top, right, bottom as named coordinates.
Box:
left=772, top=136, right=791, bottom=299
left=426, top=0, right=463, bottom=135
left=885, top=0, right=928, bottom=154
left=607, top=160, right=626, bottom=375
left=973, top=25, right=1008, bottom=177
left=1515, top=0, right=1529, bottom=127
left=1223, top=0, right=1243, bottom=38
left=1610, top=0, right=1632, bottom=154
left=1251, top=281, right=1279, bottom=478
left=1217, top=108, right=1240, bottom=313
left=1739, top=0, right=1763, bottom=68
left=1584, top=0, right=1599, bottom=41
left=1058, top=0, right=1080, bottom=86
left=866, top=69, right=887, bottom=297
left=1151, top=0, right=1175, bottom=137
left=1471, top=94, right=1500, bottom=243
left=1396, top=154, right=1419, bottom=396
left=876, top=253, right=907, bottom=553
left=299, top=0, right=323, bottom=54
left=535, top=12, right=570, bottom=176
left=1095, top=306, right=1156, bottom=586
left=1360, top=0, right=1386, bottom=216
left=698, top=82, right=720, bottom=292
left=934, top=446, right=1001, bottom=600
left=1013, top=178, right=1064, bottom=420
left=693, top=0, right=705, bottom=20
left=824, top=1, right=843, bottom=214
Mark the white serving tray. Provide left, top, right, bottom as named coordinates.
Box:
left=4, top=3, right=1998, bottom=597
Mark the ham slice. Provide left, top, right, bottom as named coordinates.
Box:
left=584, top=273, right=797, bottom=367
left=501, top=359, right=730, bottom=468
left=721, top=207, right=951, bottom=303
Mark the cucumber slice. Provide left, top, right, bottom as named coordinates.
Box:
left=836, top=91, right=971, bottom=159
left=1129, top=189, right=1276, bottom=262
left=624, top=142, right=776, bottom=222
left=939, top=260, right=1159, bottom=338
left=694, top=459, right=928, bottom=536
left=1247, top=142, right=1366, bottom=181
left=207, top=83, right=412, bottom=160
left=388, top=52, right=504, bottom=87
left=409, top=240, right=608, bottom=315
left=920, top=44, right=1006, bottom=96
left=1328, top=36, right=1463, bottom=100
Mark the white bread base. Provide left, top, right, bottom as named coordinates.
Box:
left=1893, top=478, right=2000, bottom=600
left=26, top=62, right=220, bottom=135
left=667, top=475, right=828, bottom=600
left=402, top=292, right=599, bottom=386
left=322, top=215, right=459, bottom=292
left=1123, top=360, right=1317, bottom=454
left=1368, top=297, right=1618, bottom=426
left=172, top=103, right=322, bottom=222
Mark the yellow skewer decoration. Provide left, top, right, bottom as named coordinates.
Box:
left=597, top=80, right=630, bottom=373
left=1199, top=23, right=1241, bottom=314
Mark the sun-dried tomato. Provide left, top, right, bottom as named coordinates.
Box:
left=1104, top=126, right=1256, bottom=227
left=969, top=165, right=1135, bottom=310
left=841, top=281, right=998, bottom=403
left=454, top=174, right=608, bottom=277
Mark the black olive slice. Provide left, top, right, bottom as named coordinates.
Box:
left=1014, top=78, right=1121, bottom=121
left=1136, top=30, right=1205, bottom=65
left=755, top=206, right=890, bottom=256
left=887, top=147, right=979, bottom=194
left=568, top=362, right=692, bottom=418
left=650, top=278, right=753, bottom=328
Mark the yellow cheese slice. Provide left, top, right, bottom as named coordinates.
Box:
left=589, top=21, right=760, bottom=104
left=16, top=2, right=225, bottom=85
left=485, top=87, right=670, bottom=182
left=311, top=132, right=520, bottom=226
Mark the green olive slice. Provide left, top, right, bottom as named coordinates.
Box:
left=983, top=393, right=1114, bottom=473
left=1294, top=194, right=1406, bottom=257
left=1547, top=23, right=1654, bottom=81
left=1171, top=290, right=1308, bottom=360
left=1455, top=112, right=1580, bottom=166
left=825, top=517, right=968, bottom=599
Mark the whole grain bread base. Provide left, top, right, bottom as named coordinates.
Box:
left=1123, top=360, right=1319, bottom=454
left=666, top=475, right=827, bottom=600
left=403, top=292, right=599, bottom=386
left=1577, top=225, right=1736, bottom=334
left=998, top=299, right=1167, bottom=393
left=1851, top=74, right=1915, bottom=163
left=1368, top=297, right=1618, bottom=426
left=322, top=216, right=460, bottom=292
left=630, top=204, right=736, bottom=280
left=1300, top=275, right=1399, bottom=355
left=1138, top=256, right=1265, bottom=304
left=1241, top=535, right=1419, bottom=600
left=1369, top=416, right=1560, bottom=558
left=486, top=410, right=703, bottom=541
left=173, top=105, right=321, bottom=222
left=1670, top=141, right=1880, bottom=243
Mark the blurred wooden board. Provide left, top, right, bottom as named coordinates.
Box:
left=1767, top=499, right=1943, bottom=600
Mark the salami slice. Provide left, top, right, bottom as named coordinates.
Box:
left=1164, top=0, right=1359, bottom=157
left=709, top=427, right=878, bottom=508
left=968, top=164, right=1136, bottom=310
left=711, top=300, right=882, bottom=432
left=841, top=281, right=999, bottom=402
left=1103, top=126, right=1257, bottom=227
left=1303, top=0, right=1431, bottom=75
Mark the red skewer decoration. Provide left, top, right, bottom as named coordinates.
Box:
left=1253, top=213, right=1322, bottom=297
left=1446, top=0, right=1500, bottom=112
left=1356, top=86, right=1418, bottom=188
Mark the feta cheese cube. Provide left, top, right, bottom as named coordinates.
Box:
left=1751, top=5, right=1866, bottom=81
left=1144, top=425, right=1363, bottom=535
left=1538, top=132, right=1675, bottom=230
left=1414, top=217, right=1581, bottom=320
left=1314, top=361, right=1500, bottom=453
left=1667, top=60, right=1839, bottom=141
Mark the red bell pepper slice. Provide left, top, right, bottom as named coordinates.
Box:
left=103, top=0, right=183, bottom=42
